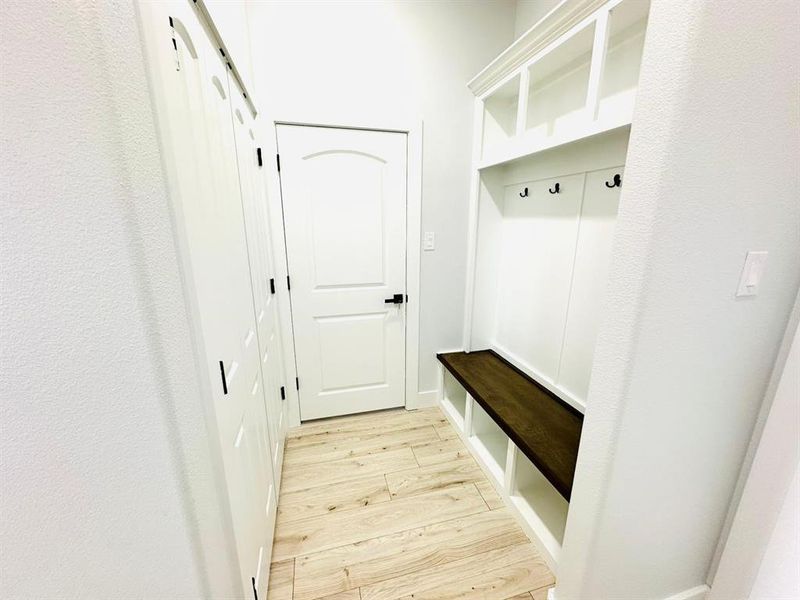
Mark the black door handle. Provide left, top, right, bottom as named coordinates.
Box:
left=384, top=293, right=404, bottom=304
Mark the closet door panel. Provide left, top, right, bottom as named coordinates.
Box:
left=493, top=174, right=584, bottom=382
left=229, top=91, right=284, bottom=466
left=557, top=167, right=623, bottom=403
left=140, top=4, right=276, bottom=596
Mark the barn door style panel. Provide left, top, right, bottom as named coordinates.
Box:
left=493, top=173, right=585, bottom=383
left=138, top=3, right=277, bottom=598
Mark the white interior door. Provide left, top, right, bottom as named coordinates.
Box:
left=277, top=125, right=407, bottom=421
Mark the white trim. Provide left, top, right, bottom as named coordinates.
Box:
left=548, top=585, right=709, bottom=600
left=270, top=117, right=424, bottom=419
left=663, top=585, right=710, bottom=600
left=468, top=0, right=608, bottom=96
left=404, top=122, right=424, bottom=410
left=461, top=97, right=485, bottom=352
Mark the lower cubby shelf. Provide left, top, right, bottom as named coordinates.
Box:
left=441, top=369, right=467, bottom=428
left=469, top=401, right=508, bottom=484
left=510, top=445, right=569, bottom=562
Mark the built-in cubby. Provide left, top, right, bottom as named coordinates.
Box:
left=597, top=0, right=650, bottom=125
left=447, top=0, right=652, bottom=572
left=526, top=22, right=595, bottom=139
left=441, top=369, right=467, bottom=428
left=469, top=400, right=508, bottom=484
left=510, top=445, right=569, bottom=561
left=481, top=74, right=520, bottom=161
left=472, top=0, right=650, bottom=170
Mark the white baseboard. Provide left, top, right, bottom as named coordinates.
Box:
left=548, top=584, right=709, bottom=600
left=413, top=389, right=438, bottom=408
left=664, top=585, right=710, bottom=600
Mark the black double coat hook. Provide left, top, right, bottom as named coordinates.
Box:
left=605, top=174, right=622, bottom=188
left=549, top=183, right=560, bottom=194
left=519, top=187, right=529, bottom=198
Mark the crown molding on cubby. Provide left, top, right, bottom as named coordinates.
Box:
left=467, top=0, right=607, bottom=97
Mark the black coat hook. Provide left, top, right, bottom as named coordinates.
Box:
left=520, top=187, right=529, bottom=198
left=605, top=174, right=622, bottom=188
left=549, top=183, right=560, bottom=194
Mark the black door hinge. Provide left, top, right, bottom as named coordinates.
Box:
left=219, top=361, right=228, bottom=395
left=280, top=386, right=286, bottom=401
left=256, top=147, right=263, bottom=167
left=269, top=278, right=276, bottom=294
left=276, top=154, right=281, bottom=172
left=295, top=377, right=299, bottom=391
left=286, top=275, right=291, bottom=291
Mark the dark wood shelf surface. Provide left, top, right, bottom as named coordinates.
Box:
left=437, top=349, right=583, bottom=500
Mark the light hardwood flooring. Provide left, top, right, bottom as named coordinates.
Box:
left=268, top=407, right=555, bottom=600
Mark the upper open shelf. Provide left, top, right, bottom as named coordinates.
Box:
left=474, top=0, right=650, bottom=169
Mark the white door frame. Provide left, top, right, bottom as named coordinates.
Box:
left=268, top=116, right=424, bottom=424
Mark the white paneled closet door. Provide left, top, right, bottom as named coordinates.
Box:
left=138, top=3, right=277, bottom=598
left=229, top=88, right=288, bottom=486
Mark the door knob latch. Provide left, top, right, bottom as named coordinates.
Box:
left=384, top=293, right=404, bottom=304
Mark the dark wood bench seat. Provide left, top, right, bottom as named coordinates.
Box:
left=437, top=349, right=583, bottom=500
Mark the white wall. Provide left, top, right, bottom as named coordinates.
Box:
left=246, top=0, right=516, bottom=396
left=556, top=0, right=800, bottom=598
left=709, top=315, right=800, bottom=600
left=750, top=465, right=800, bottom=599
left=0, top=1, right=238, bottom=596
left=514, top=0, right=563, bottom=38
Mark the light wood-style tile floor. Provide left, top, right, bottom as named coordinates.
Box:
left=268, top=407, right=555, bottom=600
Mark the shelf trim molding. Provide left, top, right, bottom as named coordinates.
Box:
left=467, top=0, right=609, bottom=97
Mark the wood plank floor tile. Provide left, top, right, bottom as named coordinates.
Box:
left=293, top=509, right=528, bottom=600
left=475, top=479, right=504, bottom=510
left=272, top=483, right=487, bottom=562
left=272, top=408, right=556, bottom=599
left=288, top=408, right=447, bottom=442
left=394, top=559, right=552, bottom=600
left=284, top=425, right=438, bottom=467
left=266, top=559, right=294, bottom=600
left=434, top=423, right=460, bottom=441
left=319, top=590, right=361, bottom=600
left=360, top=543, right=551, bottom=600
left=277, top=474, right=391, bottom=524
left=281, top=448, right=417, bottom=493
left=411, top=437, right=469, bottom=466
left=385, top=457, right=484, bottom=498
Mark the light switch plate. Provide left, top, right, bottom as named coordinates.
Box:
left=423, top=231, right=435, bottom=251
left=736, top=251, right=768, bottom=297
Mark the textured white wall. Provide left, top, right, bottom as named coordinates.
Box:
left=246, top=0, right=516, bottom=395
left=514, top=0, right=563, bottom=38
left=557, top=0, right=800, bottom=598
left=750, top=464, right=800, bottom=599
left=0, top=1, right=238, bottom=596
left=709, top=316, right=800, bottom=599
